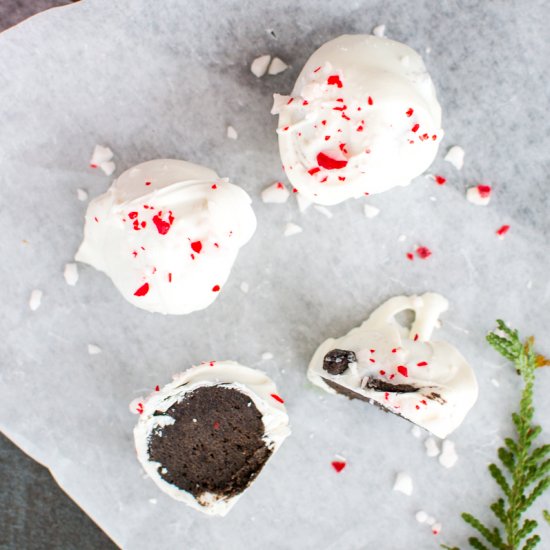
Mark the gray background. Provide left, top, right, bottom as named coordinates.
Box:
left=0, top=6, right=113, bottom=550
left=1, top=1, right=549, bottom=549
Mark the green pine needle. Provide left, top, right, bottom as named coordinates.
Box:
left=442, top=320, right=549, bottom=550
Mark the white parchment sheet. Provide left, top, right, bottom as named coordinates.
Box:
left=1, top=0, right=549, bottom=548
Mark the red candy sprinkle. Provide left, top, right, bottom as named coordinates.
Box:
left=152, top=214, right=171, bottom=235
left=417, top=361, right=428, bottom=367
left=478, top=184, right=492, bottom=198
left=327, top=75, right=343, bottom=88
left=411, top=123, right=420, bottom=132
left=145, top=181, right=151, bottom=186
left=434, top=175, right=446, bottom=185
left=313, top=66, right=321, bottom=73
left=379, top=370, right=386, bottom=375
left=497, top=224, right=510, bottom=237
left=213, top=421, right=220, bottom=430
left=136, top=403, right=144, bottom=414
left=308, top=167, right=320, bottom=176
left=168, top=273, right=172, bottom=283
left=416, top=246, right=432, bottom=259
left=211, top=184, right=217, bottom=189
left=369, top=358, right=376, bottom=363
left=191, top=241, right=202, bottom=254
left=276, top=182, right=284, bottom=189
left=90, top=164, right=98, bottom=169
left=212, top=285, right=221, bottom=292
left=271, top=393, right=285, bottom=404
left=128, top=211, right=138, bottom=219
left=94, top=217, right=99, bottom=223
left=155, top=385, right=160, bottom=391
left=406, top=108, right=414, bottom=117
left=331, top=461, right=346, bottom=473
left=368, top=96, right=373, bottom=105
left=356, top=125, right=364, bottom=132
left=134, top=283, right=150, bottom=297
left=414, top=334, right=419, bottom=341
left=397, top=366, right=408, bottom=377
left=317, top=152, right=348, bottom=170
left=406, top=252, right=414, bottom=261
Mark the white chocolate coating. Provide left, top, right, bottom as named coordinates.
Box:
left=134, top=361, right=290, bottom=516
left=308, top=294, right=478, bottom=438
left=273, top=35, right=443, bottom=205
left=76, top=159, right=256, bottom=314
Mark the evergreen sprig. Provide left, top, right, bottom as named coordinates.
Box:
left=442, top=320, right=549, bottom=550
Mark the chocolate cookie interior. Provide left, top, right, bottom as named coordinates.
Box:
left=148, top=385, right=272, bottom=503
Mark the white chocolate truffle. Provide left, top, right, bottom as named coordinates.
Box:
left=273, top=35, right=443, bottom=205
left=308, top=293, right=478, bottom=438
left=76, top=159, right=256, bottom=315
left=133, top=361, right=290, bottom=516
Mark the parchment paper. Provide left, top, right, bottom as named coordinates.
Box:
left=1, top=0, right=549, bottom=548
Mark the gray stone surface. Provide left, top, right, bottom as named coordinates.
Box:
left=0, top=434, right=115, bottom=549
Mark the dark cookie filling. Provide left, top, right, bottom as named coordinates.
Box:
left=323, top=349, right=357, bottom=375
left=363, top=377, right=419, bottom=393
left=322, top=378, right=408, bottom=420
left=148, top=385, right=272, bottom=504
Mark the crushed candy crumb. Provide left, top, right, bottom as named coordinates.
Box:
left=261, top=181, right=290, bottom=204
left=363, top=204, right=380, bottom=218
left=77, top=188, right=88, bottom=201
left=467, top=184, right=492, bottom=206
left=88, top=344, right=102, bottom=355
left=393, top=472, right=413, bottom=495
left=444, top=145, right=465, bottom=170
left=268, top=57, right=288, bottom=75
left=226, top=126, right=238, bottom=140
left=372, top=24, right=386, bottom=37
left=284, top=222, right=303, bottom=237
left=251, top=55, right=271, bottom=77
left=29, top=289, right=42, bottom=311
left=63, top=263, right=79, bottom=286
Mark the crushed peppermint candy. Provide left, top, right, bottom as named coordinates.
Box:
left=134, top=282, right=150, bottom=297
left=416, top=510, right=429, bottom=523
left=433, top=174, right=446, bottom=185
left=331, top=455, right=347, bottom=473
left=28, top=289, right=42, bottom=311
left=268, top=57, right=288, bottom=75
left=89, top=144, right=116, bottom=175
left=63, top=263, right=79, bottom=286
left=444, top=145, right=465, bottom=170
left=129, top=397, right=144, bottom=414
left=496, top=224, right=510, bottom=238
left=393, top=472, right=413, bottom=495
left=372, top=24, right=386, bottom=37
left=76, top=188, right=88, bottom=201
left=439, top=439, right=458, bottom=468
left=270, top=393, right=284, bottom=403
left=467, top=184, right=492, bottom=206
left=251, top=55, right=271, bottom=77
left=296, top=192, right=312, bottom=212
left=416, top=246, right=432, bottom=259
left=87, top=344, right=102, bottom=355
left=284, top=222, right=303, bottom=237
left=314, top=205, right=333, bottom=218
left=424, top=437, right=440, bottom=457
left=363, top=204, right=380, bottom=218
left=226, top=126, right=238, bottom=140
left=261, top=181, right=290, bottom=204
